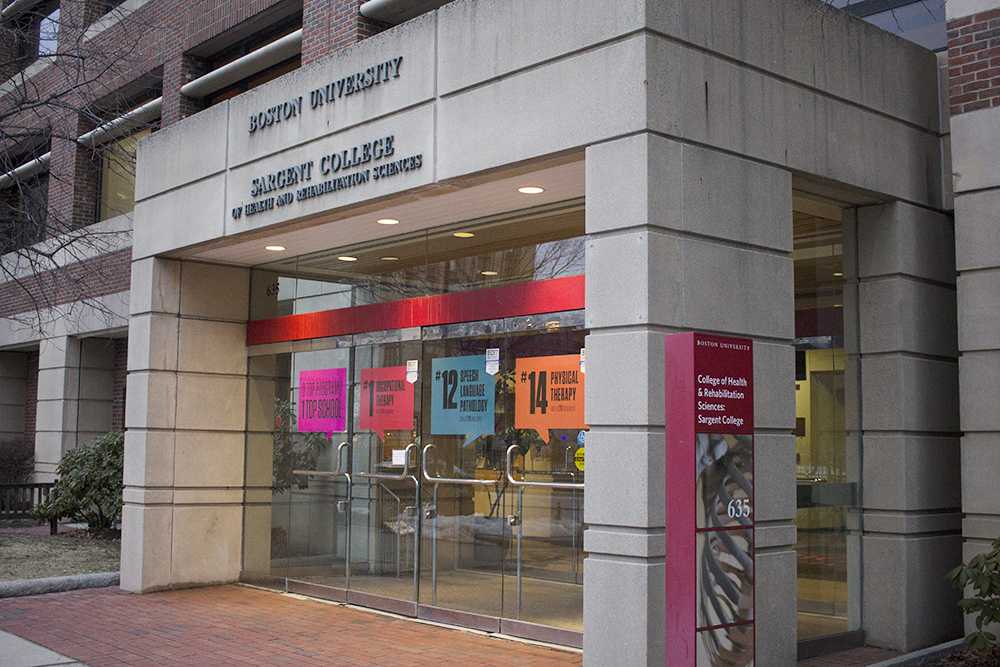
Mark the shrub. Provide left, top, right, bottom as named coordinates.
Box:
left=34, top=431, right=124, bottom=535
left=272, top=399, right=328, bottom=494
left=0, top=439, right=33, bottom=483
left=949, top=536, right=1000, bottom=653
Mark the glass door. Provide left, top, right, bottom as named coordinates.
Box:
left=499, top=318, right=586, bottom=647
left=417, top=322, right=508, bottom=630
left=415, top=312, right=586, bottom=645
left=347, top=337, right=423, bottom=615
left=281, top=347, right=352, bottom=600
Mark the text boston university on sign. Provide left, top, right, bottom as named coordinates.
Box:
left=234, top=54, right=422, bottom=220
left=247, top=55, right=405, bottom=135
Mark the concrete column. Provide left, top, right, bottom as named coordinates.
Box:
left=948, top=0, right=1000, bottom=636
left=583, top=133, right=795, bottom=666
left=77, top=339, right=117, bottom=445
left=33, top=336, right=117, bottom=480
left=34, top=337, right=81, bottom=481
left=120, top=258, right=249, bottom=592
left=853, top=202, right=962, bottom=651
left=0, top=352, right=28, bottom=443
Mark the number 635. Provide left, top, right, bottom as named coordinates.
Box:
left=726, top=498, right=752, bottom=519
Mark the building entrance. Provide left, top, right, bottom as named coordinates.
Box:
left=241, top=208, right=587, bottom=646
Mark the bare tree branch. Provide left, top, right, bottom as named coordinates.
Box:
left=0, top=0, right=164, bottom=335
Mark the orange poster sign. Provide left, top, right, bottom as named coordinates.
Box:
left=514, top=354, right=586, bottom=442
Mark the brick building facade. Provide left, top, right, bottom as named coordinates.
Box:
left=0, top=0, right=383, bottom=480
left=0, top=1, right=998, bottom=664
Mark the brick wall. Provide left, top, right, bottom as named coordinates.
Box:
left=111, top=337, right=127, bottom=431
left=1, top=0, right=388, bottom=321
left=302, top=0, right=386, bottom=65
left=23, top=350, right=38, bottom=445
left=0, top=248, right=131, bottom=318
left=948, top=8, right=1000, bottom=115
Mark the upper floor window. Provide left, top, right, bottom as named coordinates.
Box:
left=0, top=172, right=49, bottom=252
left=205, top=55, right=301, bottom=106
left=97, top=127, right=151, bottom=222
left=35, top=7, right=59, bottom=57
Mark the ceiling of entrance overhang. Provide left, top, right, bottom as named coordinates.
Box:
left=174, top=158, right=585, bottom=267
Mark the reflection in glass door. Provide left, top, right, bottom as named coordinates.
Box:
left=280, top=347, right=352, bottom=600
left=266, top=314, right=587, bottom=645
left=348, top=338, right=423, bottom=614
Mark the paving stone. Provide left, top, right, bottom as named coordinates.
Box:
left=0, top=585, right=580, bottom=666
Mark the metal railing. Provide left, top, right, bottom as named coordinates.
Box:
left=356, top=443, right=421, bottom=598
left=421, top=443, right=502, bottom=606
left=0, top=482, right=57, bottom=534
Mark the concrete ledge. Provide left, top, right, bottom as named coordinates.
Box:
left=0, top=572, right=119, bottom=598
left=869, top=638, right=965, bottom=666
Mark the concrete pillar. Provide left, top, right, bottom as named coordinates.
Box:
left=77, top=339, right=117, bottom=444
left=0, top=352, right=28, bottom=443
left=853, top=202, right=962, bottom=651
left=34, top=337, right=81, bottom=481
left=583, top=133, right=795, bottom=666
left=33, top=336, right=117, bottom=480
left=948, top=0, right=1000, bottom=635
left=121, top=258, right=249, bottom=592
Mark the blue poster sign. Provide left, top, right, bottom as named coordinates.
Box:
left=431, top=355, right=496, bottom=446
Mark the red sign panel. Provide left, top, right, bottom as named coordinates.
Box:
left=247, top=275, right=584, bottom=346
left=666, top=333, right=755, bottom=667
left=359, top=366, right=414, bottom=441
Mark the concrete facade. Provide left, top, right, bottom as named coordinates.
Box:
left=854, top=202, right=962, bottom=651
left=116, top=0, right=955, bottom=661
left=583, top=133, right=796, bottom=666
left=948, top=0, right=1000, bottom=635
left=0, top=0, right=990, bottom=663
left=121, top=258, right=249, bottom=591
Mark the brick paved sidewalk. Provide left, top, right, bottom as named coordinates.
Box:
left=0, top=584, right=581, bottom=667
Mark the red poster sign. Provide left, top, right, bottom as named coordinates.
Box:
left=359, top=366, right=414, bottom=441
left=666, top=333, right=755, bottom=667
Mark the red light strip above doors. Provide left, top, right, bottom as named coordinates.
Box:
left=246, top=274, right=586, bottom=346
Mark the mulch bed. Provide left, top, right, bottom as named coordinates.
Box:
left=929, top=647, right=1000, bottom=666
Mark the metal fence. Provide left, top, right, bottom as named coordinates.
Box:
left=0, top=483, right=57, bottom=534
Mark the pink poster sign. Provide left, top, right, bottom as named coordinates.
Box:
left=359, top=366, right=415, bottom=441
left=298, top=368, right=348, bottom=437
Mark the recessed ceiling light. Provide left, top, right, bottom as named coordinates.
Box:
left=381, top=256, right=399, bottom=261
left=377, top=218, right=400, bottom=225
left=833, top=304, right=844, bottom=309
left=265, top=245, right=286, bottom=252
left=833, top=272, right=844, bottom=277
left=337, top=256, right=358, bottom=262
left=518, top=186, right=545, bottom=195
left=481, top=270, right=498, bottom=276
left=453, top=231, right=475, bottom=238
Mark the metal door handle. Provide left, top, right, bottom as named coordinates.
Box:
left=422, top=444, right=501, bottom=486
left=506, top=445, right=585, bottom=490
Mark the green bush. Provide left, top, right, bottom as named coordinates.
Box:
left=34, top=432, right=124, bottom=535
left=272, top=399, right=328, bottom=494
left=0, top=439, right=33, bottom=483
left=949, top=536, right=1000, bottom=653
